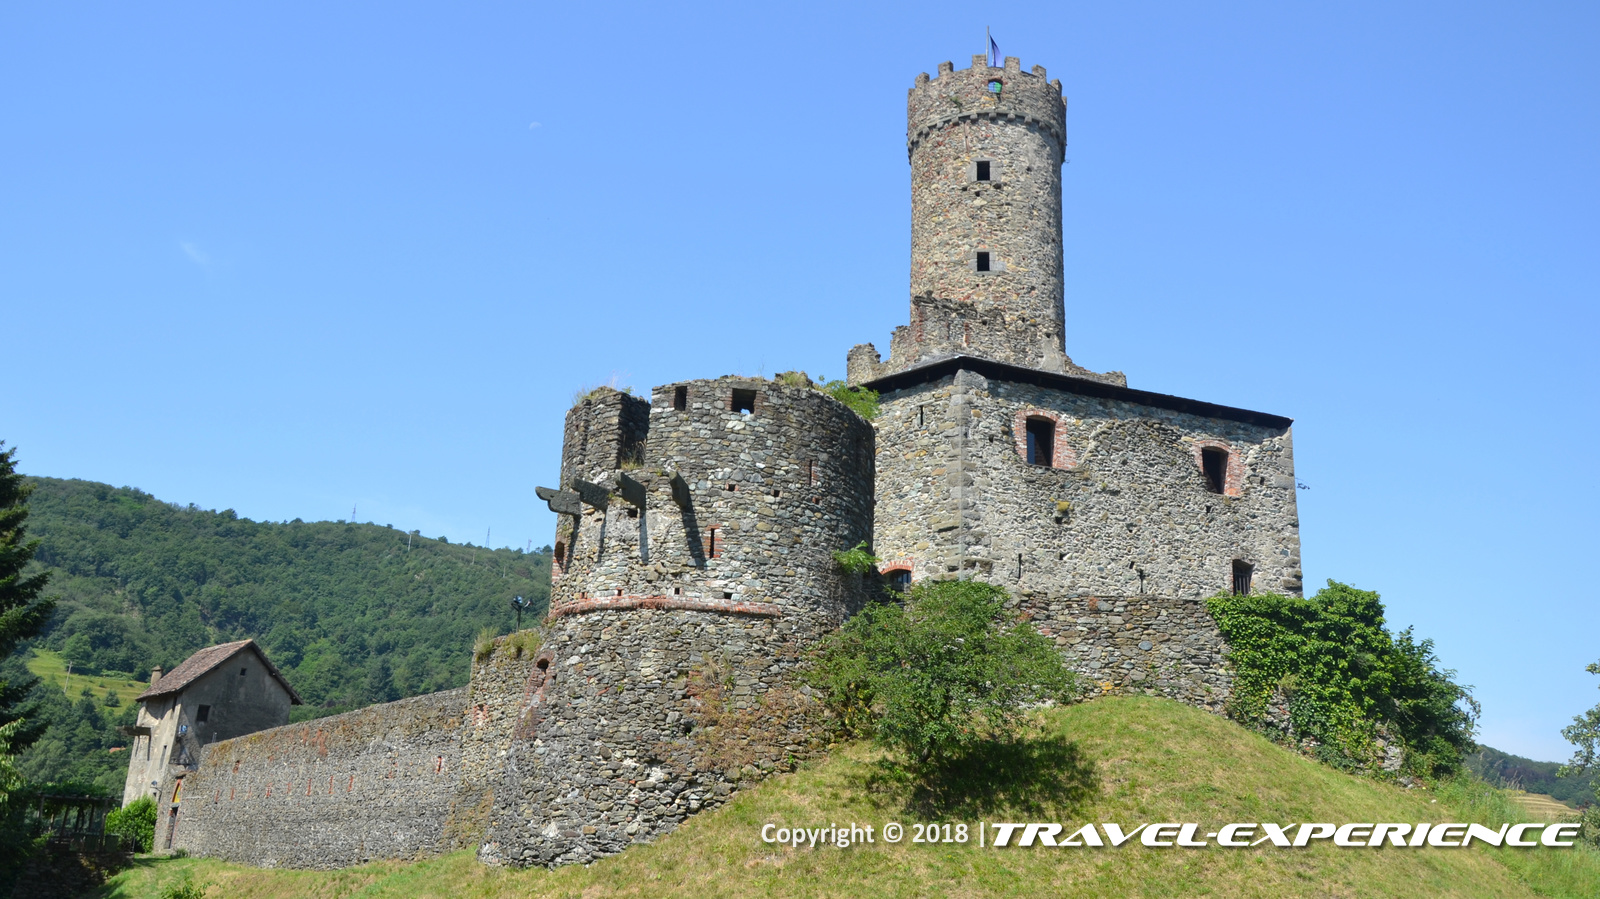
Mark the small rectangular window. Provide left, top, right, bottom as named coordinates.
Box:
left=1201, top=447, right=1228, bottom=494
left=196, top=705, right=211, bottom=723
left=975, top=252, right=991, bottom=272
left=1025, top=418, right=1055, bottom=466
left=240, top=667, right=247, bottom=677
left=1232, top=560, right=1254, bottom=596
left=731, top=388, right=756, bottom=413
left=673, top=386, right=687, bottom=411
left=706, top=527, right=720, bottom=558
left=976, top=160, right=991, bottom=181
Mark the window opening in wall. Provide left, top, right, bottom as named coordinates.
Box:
left=1202, top=447, right=1228, bottom=494
left=196, top=705, right=210, bottom=723
left=975, top=251, right=991, bottom=272
left=722, top=591, right=734, bottom=600
left=240, top=667, right=247, bottom=677
left=917, top=405, right=925, bottom=427
left=976, top=160, right=991, bottom=181
left=1232, top=560, right=1254, bottom=596
left=706, top=527, right=720, bottom=558
left=626, top=507, right=638, bottom=519
left=808, top=460, right=817, bottom=485
left=731, top=388, right=756, bottom=413
left=673, top=386, right=687, bottom=411
left=673, top=587, right=682, bottom=595
left=889, top=570, right=912, bottom=593
left=1017, top=553, right=1024, bottom=580
left=1025, top=418, right=1055, bottom=466
left=553, top=541, right=566, bottom=571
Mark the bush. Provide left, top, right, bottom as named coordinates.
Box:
left=106, top=796, right=156, bottom=852
left=821, top=380, right=879, bottom=420
left=811, top=579, right=1076, bottom=768
left=830, top=542, right=879, bottom=576
left=1207, top=581, right=1478, bottom=779
left=159, top=872, right=208, bottom=899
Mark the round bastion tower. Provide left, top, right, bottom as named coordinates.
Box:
left=486, top=377, right=875, bottom=867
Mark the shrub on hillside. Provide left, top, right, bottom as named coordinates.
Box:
left=811, top=579, right=1077, bottom=769
left=106, top=796, right=156, bottom=852
left=1207, top=581, right=1478, bottom=779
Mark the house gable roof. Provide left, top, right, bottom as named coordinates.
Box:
left=135, top=639, right=303, bottom=705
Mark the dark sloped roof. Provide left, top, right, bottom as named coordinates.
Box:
left=861, top=355, right=1293, bottom=429
left=136, top=639, right=303, bottom=705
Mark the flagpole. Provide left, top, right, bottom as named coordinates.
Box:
left=986, top=26, right=990, bottom=66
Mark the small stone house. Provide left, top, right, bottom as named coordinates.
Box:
left=120, top=639, right=301, bottom=827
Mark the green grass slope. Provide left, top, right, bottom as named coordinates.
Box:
left=96, top=697, right=1600, bottom=899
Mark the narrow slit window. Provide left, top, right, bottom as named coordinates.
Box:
left=706, top=527, right=720, bottom=559
left=975, top=251, right=991, bottom=272
left=731, top=388, right=756, bottom=413
left=1201, top=447, right=1228, bottom=494
left=673, top=386, right=687, bottom=411
left=1232, top=560, right=1254, bottom=596
left=1025, top=418, right=1055, bottom=466
left=196, top=705, right=211, bottom=724
left=976, top=160, right=991, bottom=181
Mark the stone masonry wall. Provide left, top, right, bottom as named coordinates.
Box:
left=172, top=689, right=470, bottom=868
left=484, top=375, right=876, bottom=867
left=870, top=366, right=1300, bottom=705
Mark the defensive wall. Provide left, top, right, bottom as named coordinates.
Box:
left=171, top=641, right=540, bottom=868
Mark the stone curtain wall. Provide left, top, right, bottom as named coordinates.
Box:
left=173, top=689, right=470, bottom=868
left=1026, top=594, right=1232, bottom=710
left=482, top=376, right=876, bottom=867
left=870, top=366, right=1300, bottom=705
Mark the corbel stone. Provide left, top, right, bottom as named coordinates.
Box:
left=535, top=486, right=582, bottom=516
left=571, top=478, right=611, bottom=511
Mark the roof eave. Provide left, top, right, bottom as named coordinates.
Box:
left=860, top=355, right=1293, bottom=429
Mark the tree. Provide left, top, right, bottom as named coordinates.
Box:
left=0, top=443, right=53, bottom=751
left=811, top=579, right=1076, bottom=769
left=1559, top=660, right=1600, bottom=842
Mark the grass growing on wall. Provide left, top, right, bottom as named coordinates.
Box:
left=96, top=697, right=1600, bottom=899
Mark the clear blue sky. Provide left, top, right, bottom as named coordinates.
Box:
left=4, top=2, right=1595, bottom=763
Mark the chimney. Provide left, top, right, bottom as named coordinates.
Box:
left=150, top=666, right=163, bottom=687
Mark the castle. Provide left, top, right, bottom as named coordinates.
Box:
left=140, top=52, right=1300, bottom=869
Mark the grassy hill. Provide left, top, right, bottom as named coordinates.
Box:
left=13, top=476, right=552, bottom=793
left=95, top=697, right=1600, bottom=899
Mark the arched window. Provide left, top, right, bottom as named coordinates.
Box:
left=888, top=569, right=912, bottom=593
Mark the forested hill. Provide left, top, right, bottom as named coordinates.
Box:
left=22, top=476, right=551, bottom=714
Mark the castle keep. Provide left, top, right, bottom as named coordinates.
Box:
left=155, top=52, right=1300, bottom=869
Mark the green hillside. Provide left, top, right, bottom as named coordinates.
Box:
left=96, top=697, right=1600, bottom=899
left=13, top=476, right=552, bottom=792
left=1469, top=745, right=1596, bottom=808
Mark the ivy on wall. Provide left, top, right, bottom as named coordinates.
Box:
left=1207, top=581, right=1478, bottom=780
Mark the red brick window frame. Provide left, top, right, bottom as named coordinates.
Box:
left=1191, top=438, right=1244, bottom=497
left=881, top=560, right=914, bottom=592
left=1012, top=409, right=1077, bottom=469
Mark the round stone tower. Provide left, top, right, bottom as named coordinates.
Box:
left=848, top=54, right=1103, bottom=385
left=904, top=54, right=1069, bottom=373
left=488, top=376, right=875, bottom=867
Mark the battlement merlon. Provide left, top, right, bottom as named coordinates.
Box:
left=908, top=56, right=1067, bottom=161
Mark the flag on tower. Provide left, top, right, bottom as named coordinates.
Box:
left=989, top=33, right=1001, bottom=67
